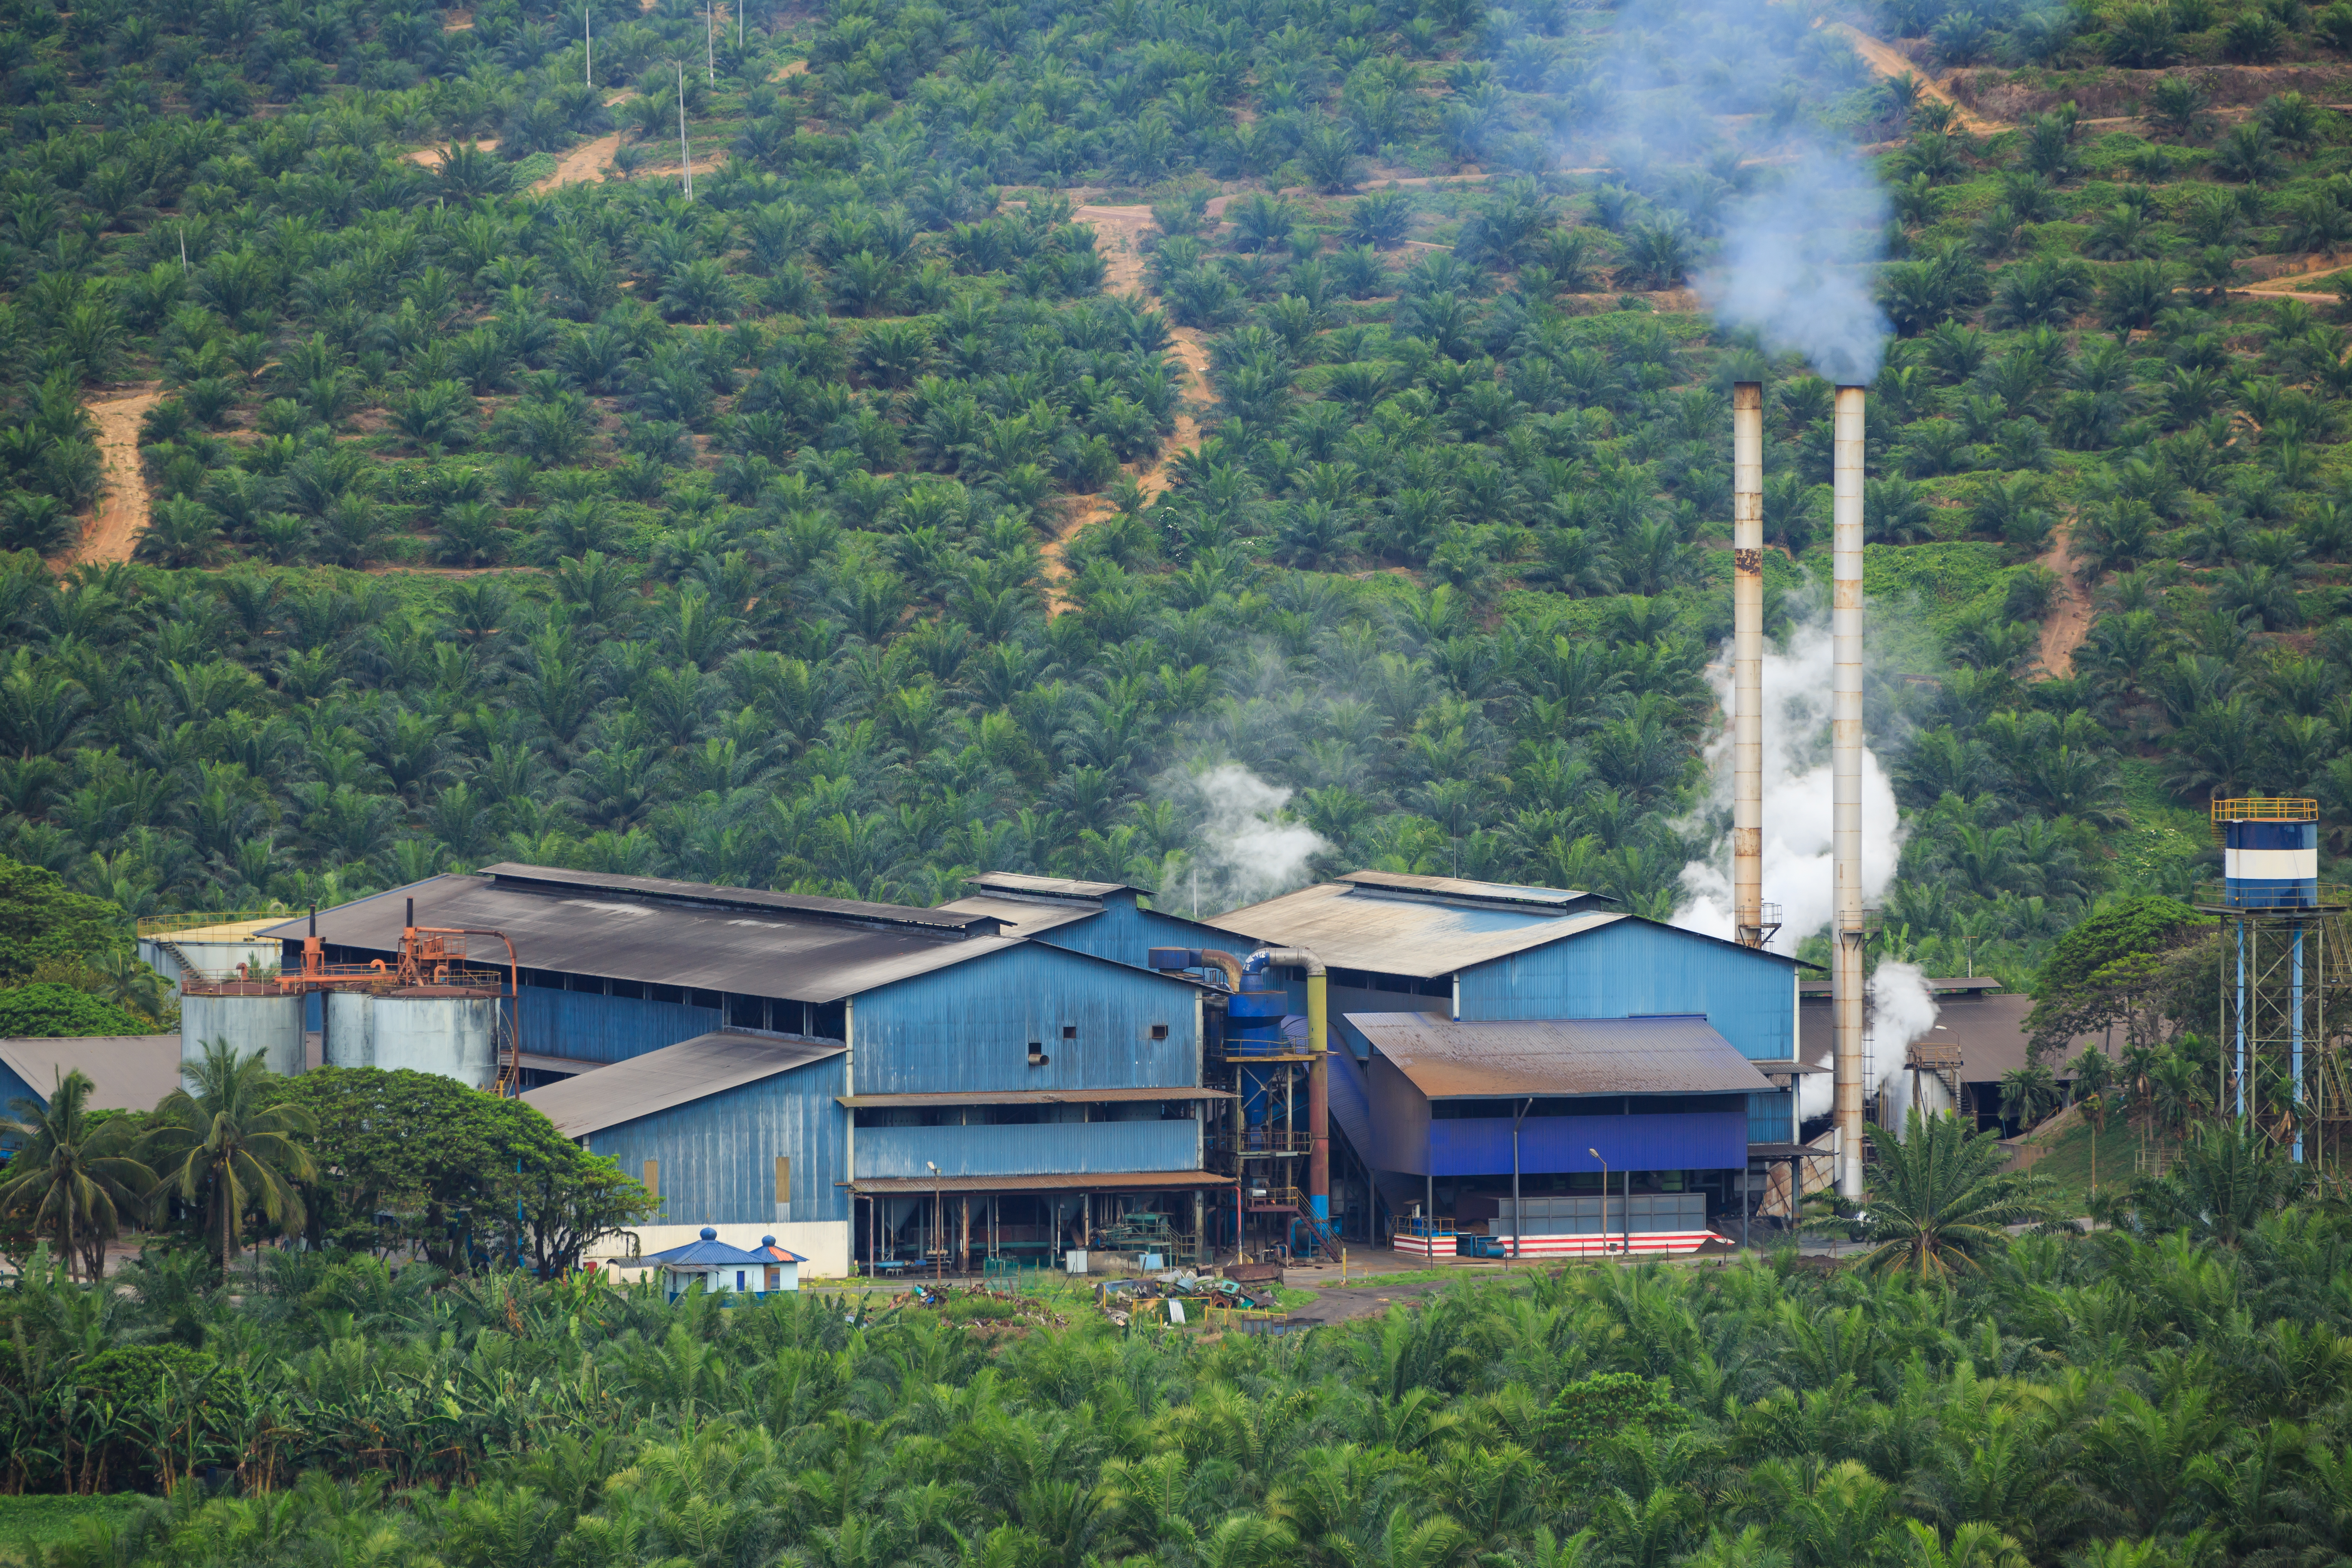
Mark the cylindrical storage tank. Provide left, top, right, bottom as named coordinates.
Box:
left=368, top=987, right=499, bottom=1089
left=324, top=988, right=374, bottom=1071
left=1225, top=991, right=1286, bottom=1055
left=180, top=982, right=304, bottom=1080
left=2225, top=817, right=2319, bottom=909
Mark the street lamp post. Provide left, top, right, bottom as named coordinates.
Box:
left=926, top=1161, right=941, bottom=1281
left=1589, top=1148, right=1608, bottom=1259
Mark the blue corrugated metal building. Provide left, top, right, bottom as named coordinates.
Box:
left=1207, top=871, right=1808, bottom=1242
left=280, top=864, right=1231, bottom=1277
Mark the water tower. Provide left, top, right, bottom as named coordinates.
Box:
left=2202, top=798, right=2350, bottom=1164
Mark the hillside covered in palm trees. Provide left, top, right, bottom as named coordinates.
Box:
left=10, top=0, right=2352, bottom=994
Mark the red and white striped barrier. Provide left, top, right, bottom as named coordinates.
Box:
left=1390, top=1231, right=1723, bottom=1261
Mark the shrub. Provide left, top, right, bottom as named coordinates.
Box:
left=0, top=983, right=165, bottom=1037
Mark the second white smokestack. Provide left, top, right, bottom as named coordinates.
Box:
left=1731, top=383, right=1763, bottom=949
left=1832, top=384, right=1866, bottom=1199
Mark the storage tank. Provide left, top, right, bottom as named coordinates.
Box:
left=326, top=987, right=498, bottom=1088
left=180, top=982, right=304, bottom=1080
left=140, top=918, right=288, bottom=989
left=2219, top=801, right=2319, bottom=910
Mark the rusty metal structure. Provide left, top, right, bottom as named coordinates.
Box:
left=182, top=900, right=523, bottom=1094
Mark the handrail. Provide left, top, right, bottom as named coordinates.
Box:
left=136, top=910, right=289, bottom=938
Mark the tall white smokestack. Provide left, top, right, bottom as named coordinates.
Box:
left=1731, top=383, right=1763, bottom=949
left=1832, top=384, right=1866, bottom=1199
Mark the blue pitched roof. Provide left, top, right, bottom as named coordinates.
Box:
left=642, top=1228, right=772, bottom=1267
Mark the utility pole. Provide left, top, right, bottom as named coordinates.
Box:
left=676, top=61, right=693, bottom=201
left=584, top=1, right=591, bottom=87
left=706, top=1, right=715, bottom=80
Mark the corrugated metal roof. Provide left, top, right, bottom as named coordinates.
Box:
left=1348, top=1012, right=1775, bottom=1099
left=838, top=1086, right=1234, bottom=1108
left=0, top=1035, right=179, bottom=1112
left=1799, top=976, right=2002, bottom=997
left=642, top=1233, right=773, bottom=1266
left=521, top=1031, right=845, bottom=1137
left=1797, top=992, right=2101, bottom=1083
left=262, top=870, right=1026, bottom=1004
left=848, top=1168, right=1233, bottom=1194
left=1207, top=881, right=1631, bottom=978
left=1337, top=870, right=1606, bottom=909
left=931, top=895, right=1102, bottom=940
left=476, top=864, right=999, bottom=933
left=968, top=871, right=1136, bottom=900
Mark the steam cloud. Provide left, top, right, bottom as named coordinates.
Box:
left=1672, top=618, right=1902, bottom=955
left=1868, top=961, right=1950, bottom=1129
left=1693, top=135, right=1893, bottom=386
left=1168, top=764, right=1327, bottom=916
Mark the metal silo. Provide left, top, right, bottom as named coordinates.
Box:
left=367, top=986, right=500, bottom=1089
left=180, top=980, right=305, bottom=1079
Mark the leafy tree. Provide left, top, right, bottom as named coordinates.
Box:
left=0, top=1068, right=155, bottom=1279
left=2025, top=897, right=2200, bottom=1060
left=0, top=859, right=128, bottom=985
left=142, top=1039, right=318, bottom=1275
left=0, top=984, right=165, bottom=1038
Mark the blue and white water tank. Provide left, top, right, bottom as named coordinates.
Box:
left=2219, top=802, right=2320, bottom=909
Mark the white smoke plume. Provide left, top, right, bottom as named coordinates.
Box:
left=1868, top=960, right=1949, bottom=1131
left=1693, top=135, right=1893, bottom=386
left=1170, top=764, right=1327, bottom=916
left=1672, top=618, right=1903, bottom=953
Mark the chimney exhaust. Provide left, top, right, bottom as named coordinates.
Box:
left=1832, top=384, right=1867, bottom=1199
left=1731, top=382, right=1764, bottom=950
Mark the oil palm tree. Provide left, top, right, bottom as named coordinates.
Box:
left=1998, top=1064, right=2061, bottom=1134
left=1818, top=1109, right=2058, bottom=1277
left=142, top=1037, right=317, bottom=1276
left=0, top=1069, right=155, bottom=1280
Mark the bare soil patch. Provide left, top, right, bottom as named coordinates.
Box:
left=56, top=386, right=162, bottom=570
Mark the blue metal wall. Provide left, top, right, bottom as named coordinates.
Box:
left=855, top=1119, right=1199, bottom=1178
left=1033, top=901, right=1255, bottom=968
left=584, top=1054, right=848, bottom=1226
left=0, top=1056, right=38, bottom=1147
left=852, top=944, right=1200, bottom=1094
left=516, top=986, right=723, bottom=1065
left=1366, top=1052, right=1748, bottom=1175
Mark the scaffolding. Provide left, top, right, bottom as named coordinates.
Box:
left=2199, top=798, right=2352, bottom=1169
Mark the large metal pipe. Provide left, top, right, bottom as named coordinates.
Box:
left=1250, top=946, right=1329, bottom=1244
left=1832, top=384, right=1867, bottom=1199
left=1732, top=381, right=1765, bottom=949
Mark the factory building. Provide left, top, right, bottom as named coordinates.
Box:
left=262, top=864, right=1227, bottom=1277
left=1205, top=871, right=1805, bottom=1254
left=247, top=862, right=1811, bottom=1272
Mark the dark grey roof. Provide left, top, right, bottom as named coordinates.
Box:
left=521, top=1031, right=844, bottom=1138
left=1348, top=1012, right=1775, bottom=1099
left=931, top=894, right=1101, bottom=940
left=261, top=865, right=1023, bottom=1004
left=967, top=871, right=1138, bottom=901
left=848, top=1169, right=1232, bottom=1194
left=0, top=1035, right=179, bottom=1112
left=1797, top=992, right=2103, bottom=1083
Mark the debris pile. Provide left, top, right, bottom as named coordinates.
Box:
left=1095, top=1270, right=1280, bottom=1327
left=889, top=1281, right=1069, bottom=1329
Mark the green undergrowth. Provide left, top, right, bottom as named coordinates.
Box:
left=0, top=1496, right=143, bottom=1564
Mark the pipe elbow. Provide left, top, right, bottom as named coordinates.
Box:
left=1250, top=946, right=1325, bottom=977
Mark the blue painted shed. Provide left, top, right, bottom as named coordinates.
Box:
left=935, top=872, right=1252, bottom=970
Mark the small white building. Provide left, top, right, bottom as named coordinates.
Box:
left=637, top=1228, right=808, bottom=1299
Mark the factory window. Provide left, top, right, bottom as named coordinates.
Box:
left=610, top=978, right=645, bottom=1000
left=1150, top=1024, right=1169, bottom=1040
left=728, top=994, right=763, bottom=1029
left=1061, top=1025, right=1076, bottom=1040
left=690, top=989, right=723, bottom=1011
left=649, top=983, right=683, bottom=1005
left=811, top=1001, right=846, bottom=1040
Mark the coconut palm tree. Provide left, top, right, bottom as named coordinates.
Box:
left=141, top=1037, right=317, bottom=1276
left=0, top=1069, right=155, bottom=1280
left=1816, top=1109, right=2058, bottom=1277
